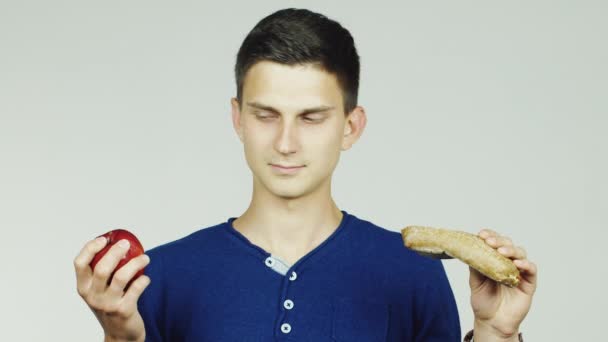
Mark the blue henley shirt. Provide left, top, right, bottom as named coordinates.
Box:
left=137, top=210, right=461, bottom=341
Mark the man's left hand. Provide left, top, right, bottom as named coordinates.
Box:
left=469, top=228, right=538, bottom=338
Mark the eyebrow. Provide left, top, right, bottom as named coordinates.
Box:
left=245, top=101, right=335, bottom=115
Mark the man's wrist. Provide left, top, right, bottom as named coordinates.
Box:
left=472, top=319, right=520, bottom=342
left=104, top=335, right=145, bottom=342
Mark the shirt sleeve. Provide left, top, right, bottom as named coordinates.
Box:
left=137, top=249, right=165, bottom=342
left=463, top=329, right=524, bottom=341
left=412, top=259, right=461, bottom=342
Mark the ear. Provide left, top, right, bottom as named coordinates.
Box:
left=341, top=106, right=367, bottom=151
left=231, top=97, right=244, bottom=143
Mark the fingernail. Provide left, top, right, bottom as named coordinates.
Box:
left=118, top=239, right=130, bottom=248
left=498, top=247, right=508, bottom=253
left=96, top=236, right=107, bottom=245
left=487, top=238, right=496, bottom=244
left=142, top=254, right=150, bottom=263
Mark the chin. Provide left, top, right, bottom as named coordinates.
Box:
left=269, top=186, right=306, bottom=199
left=263, top=181, right=309, bottom=199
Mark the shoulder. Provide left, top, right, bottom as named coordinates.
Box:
left=143, top=221, right=229, bottom=266
left=347, top=212, right=449, bottom=283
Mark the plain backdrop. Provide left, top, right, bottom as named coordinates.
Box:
left=1, top=1, right=606, bottom=341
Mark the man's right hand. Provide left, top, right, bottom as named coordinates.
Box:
left=74, top=236, right=151, bottom=342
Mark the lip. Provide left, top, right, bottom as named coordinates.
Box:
left=270, top=164, right=305, bottom=175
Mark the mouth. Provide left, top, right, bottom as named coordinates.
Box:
left=270, top=164, right=305, bottom=169
left=269, top=164, right=305, bottom=174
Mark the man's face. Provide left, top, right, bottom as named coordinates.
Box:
left=231, top=61, right=358, bottom=201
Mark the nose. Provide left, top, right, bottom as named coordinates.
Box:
left=274, top=119, right=300, bottom=155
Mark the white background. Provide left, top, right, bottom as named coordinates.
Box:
left=1, top=1, right=606, bottom=340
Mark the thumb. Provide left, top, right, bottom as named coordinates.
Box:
left=468, top=266, right=487, bottom=291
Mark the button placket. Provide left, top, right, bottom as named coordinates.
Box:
left=279, top=269, right=298, bottom=337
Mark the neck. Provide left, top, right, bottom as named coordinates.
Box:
left=232, top=176, right=343, bottom=264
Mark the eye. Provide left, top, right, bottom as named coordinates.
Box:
left=302, top=115, right=323, bottom=123
left=255, top=112, right=276, bottom=121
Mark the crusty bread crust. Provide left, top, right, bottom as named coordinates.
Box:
left=401, top=226, right=520, bottom=287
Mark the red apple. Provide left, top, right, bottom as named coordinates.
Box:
left=89, top=229, right=145, bottom=290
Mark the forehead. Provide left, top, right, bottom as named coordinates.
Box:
left=242, top=61, right=343, bottom=111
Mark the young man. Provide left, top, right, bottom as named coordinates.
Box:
left=74, top=8, right=537, bottom=342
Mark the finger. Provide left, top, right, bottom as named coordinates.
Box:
left=513, top=259, right=538, bottom=295
left=74, top=236, right=108, bottom=296
left=74, top=236, right=107, bottom=275
left=120, top=275, right=152, bottom=315
left=497, top=245, right=527, bottom=260
left=478, top=228, right=498, bottom=239
left=484, top=235, right=513, bottom=248
left=107, top=254, right=150, bottom=296
left=91, top=239, right=131, bottom=293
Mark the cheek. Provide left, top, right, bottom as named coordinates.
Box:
left=241, top=132, right=270, bottom=170
left=244, top=124, right=275, bottom=145
left=310, top=138, right=341, bottom=169
left=309, top=128, right=343, bottom=154
left=243, top=126, right=270, bottom=149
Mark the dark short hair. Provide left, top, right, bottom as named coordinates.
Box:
left=234, top=8, right=360, bottom=115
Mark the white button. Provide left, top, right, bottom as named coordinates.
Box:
left=289, top=271, right=297, bottom=281
left=283, top=299, right=294, bottom=310
left=280, top=323, right=291, bottom=334
left=265, top=257, right=275, bottom=267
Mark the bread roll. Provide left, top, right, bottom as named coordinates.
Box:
left=401, top=226, right=520, bottom=287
